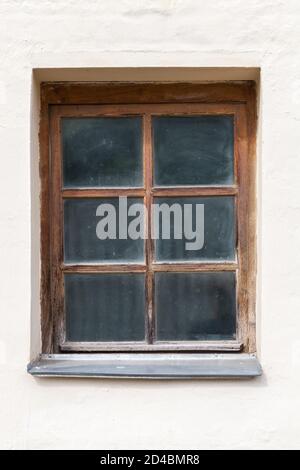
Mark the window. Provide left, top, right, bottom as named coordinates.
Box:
left=30, top=82, right=261, bottom=378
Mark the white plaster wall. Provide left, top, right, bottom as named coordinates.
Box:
left=0, top=0, right=299, bottom=450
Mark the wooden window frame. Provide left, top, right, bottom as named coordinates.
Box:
left=40, top=82, right=257, bottom=355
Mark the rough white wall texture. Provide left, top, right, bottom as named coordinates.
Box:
left=0, top=0, right=300, bottom=450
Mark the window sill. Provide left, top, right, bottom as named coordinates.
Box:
left=27, top=353, right=262, bottom=379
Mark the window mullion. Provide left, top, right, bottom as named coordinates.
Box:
left=144, top=114, right=154, bottom=344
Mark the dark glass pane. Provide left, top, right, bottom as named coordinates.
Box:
left=155, top=272, right=236, bottom=341
left=62, top=117, right=143, bottom=188
left=64, top=198, right=144, bottom=263
left=65, top=273, right=145, bottom=342
left=154, top=197, right=235, bottom=262
left=153, top=115, right=234, bottom=186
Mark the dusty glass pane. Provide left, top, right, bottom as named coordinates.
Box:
left=62, top=117, right=143, bottom=187
left=154, top=196, right=235, bottom=262
left=155, top=272, right=236, bottom=341
left=64, top=198, right=144, bottom=263
left=65, top=273, right=146, bottom=342
left=153, top=115, right=234, bottom=186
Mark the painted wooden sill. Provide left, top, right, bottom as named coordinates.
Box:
left=27, top=353, right=262, bottom=379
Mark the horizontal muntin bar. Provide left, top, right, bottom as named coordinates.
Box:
left=50, top=102, right=243, bottom=115
left=62, top=263, right=238, bottom=273
left=62, top=187, right=238, bottom=198
left=152, top=262, right=238, bottom=272
left=62, top=264, right=147, bottom=273
left=62, top=188, right=145, bottom=198
left=152, top=186, right=238, bottom=196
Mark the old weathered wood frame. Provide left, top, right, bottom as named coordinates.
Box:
left=40, top=82, right=257, bottom=354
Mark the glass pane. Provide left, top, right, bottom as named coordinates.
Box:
left=62, top=117, right=143, bottom=188
left=154, top=197, right=235, bottom=262
left=64, top=198, right=144, bottom=263
left=153, top=115, right=234, bottom=186
left=65, top=273, right=145, bottom=342
left=155, top=272, right=236, bottom=341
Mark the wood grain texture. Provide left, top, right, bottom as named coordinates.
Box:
left=235, top=106, right=250, bottom=351
left=62, top=188, right=145, bottom=198
left=60, top=340, right=243, bottom=353
left=152, top=187, right=238, bottom=196
left=245, top=84, right=257, bottom=353
left=47, top=102, right=240, bottom=117
left=152, top=263, right=238, bottom=272
left=62, top=264, right=147, bottom=273
left=39, top=81, right=257, bottom=354
left=49, top=107, right=65, bottom=353
left=41, top=82, right=254, bottom=105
